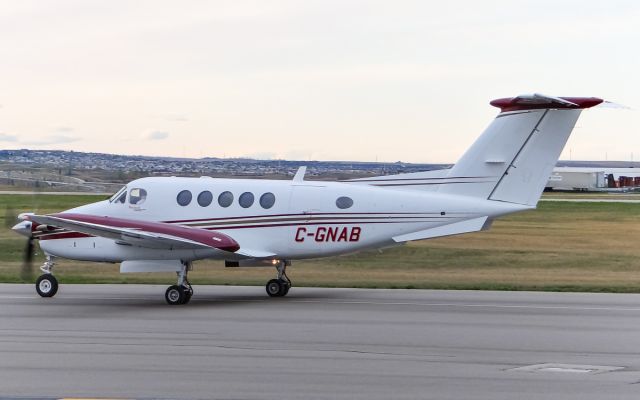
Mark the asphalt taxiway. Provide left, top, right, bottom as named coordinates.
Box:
left=2, top=284, right=640, bottom=400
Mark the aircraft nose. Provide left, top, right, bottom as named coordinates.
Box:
left=12, top=220, right=33, bottom=237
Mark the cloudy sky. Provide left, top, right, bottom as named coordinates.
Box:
left=0, top=0, right=638, bottom=163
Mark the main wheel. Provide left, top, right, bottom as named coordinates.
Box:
left=183, top=286, right=193, bottom=304
left=35, top=274, right=58, bottom=298
left=165, top=285, right=187, bottom=305
left=266, top=279, right=282, bottom=297
left=266, top=279, right=289, bottom=297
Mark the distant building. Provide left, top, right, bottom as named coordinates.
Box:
left=547, top=167, right=640, bottom=191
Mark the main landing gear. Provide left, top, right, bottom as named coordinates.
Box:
left=266, top=260, right=292, bottom=297
left=35, top=255, right=58, bottom=298
left=165, top=261, right=193, bottom=305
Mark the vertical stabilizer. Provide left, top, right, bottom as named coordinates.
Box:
left=438, top=94, right=603, bottom=206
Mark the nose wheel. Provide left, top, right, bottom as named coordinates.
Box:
left=35, top=256, right=58, bottom=298
left=35, top=274, right=58, bottom=298
left=266, top=260, right=291, bottom=297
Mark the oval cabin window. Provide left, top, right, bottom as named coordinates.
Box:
left=218, top=191, right=234, bottom=208
left=176, top=190, right=192, bottom=206
left=336, top=196, right=353, bottom=209
left=259, top=192, right=276, bottom=209
left=197, top=191, right=213, bottom=207
left=239, top=192, right=255, bottom=208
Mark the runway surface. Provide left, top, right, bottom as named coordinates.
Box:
left=541, top=198, right=640, bottom=203
left=2, top=285, right=640, bottom=400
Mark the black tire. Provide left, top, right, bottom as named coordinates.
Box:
left=266, top=279, right=284, bottom=297
left=35, top=274, right=58, bottom=298
left=266, top=279, right=290, bottom=297
left=165, top=285, right=186, bottom=305
left=183, top=287, right=193, bottom=304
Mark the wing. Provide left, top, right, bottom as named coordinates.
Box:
left=27, top=213, right=240, bottom=252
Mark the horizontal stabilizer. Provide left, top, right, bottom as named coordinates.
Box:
left=490, top=94, right=603, bottom=112
left=392, top=217, right=490, bottom=242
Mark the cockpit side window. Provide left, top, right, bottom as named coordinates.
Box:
left=129, top=188, right=147, bottom=205
left=116, top=191, right=127, bottom=204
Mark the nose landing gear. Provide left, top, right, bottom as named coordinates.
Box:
left=266, top=260, right=291, bottom=297
left=35, top=255, right=58, bottom=298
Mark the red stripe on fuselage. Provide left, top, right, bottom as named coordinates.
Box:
left=165, top=211, right=446, bottom=224
left=38, top=232, right=93, bottom=241
left=201, top=220, right=433, bottom=230
left=35, top=213, right=466, bottom=242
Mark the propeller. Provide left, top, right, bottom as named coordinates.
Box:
left=7, top=190, right=43, bottom=282
left=10, top=212, right=37, bottom=281
left=4, top=206, right=17, bottom=229
left=21, top=236, right=36, bottom=281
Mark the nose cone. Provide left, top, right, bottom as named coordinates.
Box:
left=12, top=220, right=32, bottom=238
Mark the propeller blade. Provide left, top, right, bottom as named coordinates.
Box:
left=20, top=237, right=35, bottom=281
left=4, top=206, right=18, bottom=229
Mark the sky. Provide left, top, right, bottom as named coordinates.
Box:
left=0, top=0, right=638, bottom=163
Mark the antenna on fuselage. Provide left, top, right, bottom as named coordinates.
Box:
left=293, top=166, right=307, bottom=182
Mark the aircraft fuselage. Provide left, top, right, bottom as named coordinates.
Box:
left=38, top=176, right=527, bottom=263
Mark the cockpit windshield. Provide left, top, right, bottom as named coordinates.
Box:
left=109, top=186, right=127, bottom=203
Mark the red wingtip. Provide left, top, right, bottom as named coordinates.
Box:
left=491, top=95, right=604, bottom=112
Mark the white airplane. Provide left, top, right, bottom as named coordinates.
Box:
left=12, top=94, right=604, bottom=305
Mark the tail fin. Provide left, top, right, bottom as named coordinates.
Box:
left=438, top=94, right=603, bottom=206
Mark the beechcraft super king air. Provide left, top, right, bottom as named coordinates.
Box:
left=11, top=94, right=605, bottom=304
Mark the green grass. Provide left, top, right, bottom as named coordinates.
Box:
left=1, top=194, right=640, bottom=292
